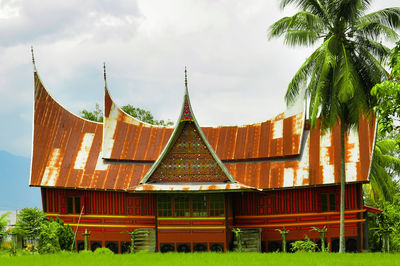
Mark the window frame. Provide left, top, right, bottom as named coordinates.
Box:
left=67, top=196, right=82, bottom=214
left=157, top=194, right=225, bottom=217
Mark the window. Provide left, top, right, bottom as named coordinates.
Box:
left=209, top=195, right=225, bottom=217
left=174, top=196, right=190, bottom=217
left=67, top=196, right=81, bottom=214
left=321, top=193, right=336, bottom=212
left=157, top=194, right=225, bottom=217
left=158, top=195, right=172, bottom=217
left=192, top=195, right=207, bottom=217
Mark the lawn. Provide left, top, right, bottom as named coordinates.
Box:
left=1, top=252, right=400, bottom=266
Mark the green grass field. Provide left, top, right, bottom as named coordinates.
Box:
left=1, top=252, right=400, bottom=266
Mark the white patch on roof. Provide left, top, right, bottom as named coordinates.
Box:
left=347, top=128, right=360, bottom=163
left=283, top=168, right=294, bottom=187
left=346, top=163, right=357, bottom=182
left=41, top=148, right=62, bottom=186
left=322, top=165, right=335, bottom=184
left=272, top=119, right=283, bottom=139
left=74, top=133, right=95, bottom=170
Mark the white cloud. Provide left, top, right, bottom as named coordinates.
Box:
left=0, top=0, right=399, bottom=156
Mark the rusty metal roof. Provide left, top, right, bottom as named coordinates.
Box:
left=103, top=88, right=305, bottom=162
left=30, top=69, right=376, bottom=192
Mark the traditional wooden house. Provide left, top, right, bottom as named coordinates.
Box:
left=30, top=63, right=376, bottom=253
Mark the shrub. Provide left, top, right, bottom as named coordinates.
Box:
left=79, top=250, right=92, bottom=255
left=94, top=248, right=113, bottom=255
left=37, top=221, right=61, bottom=254
left=290, top=236, right=317, bottom=253
left=55, top=216, right=74, bottom=251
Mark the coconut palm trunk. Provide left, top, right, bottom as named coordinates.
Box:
left=339, top=121, right=346, bottom=253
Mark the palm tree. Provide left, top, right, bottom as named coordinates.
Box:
left=366, top=132, right=400, bottom=203
left=269, top=0, right=400, bottom=252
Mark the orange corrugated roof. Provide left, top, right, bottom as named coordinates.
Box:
left=30, top=70, right=376, bottom=192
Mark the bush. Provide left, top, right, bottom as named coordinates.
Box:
left=290, top=236, right=317, bottom=252
left=55, top=216, right=74, bottom=251
left=94, top=247, right=114, bottom=255
left=37, top=221, right=61, bottom=254
left=79, top=250, right=92, bottom=255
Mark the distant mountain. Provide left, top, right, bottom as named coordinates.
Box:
left=0, top=150, right=41, bottom=210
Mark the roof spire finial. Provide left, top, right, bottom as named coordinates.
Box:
left=184, top=66, right=188, bottom=89
left=31, top=46, right=37, bottom=72
left=103, top=62, right=107, bottom=82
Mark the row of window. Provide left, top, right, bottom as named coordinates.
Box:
left=158, top=194, right=225, bottom=217
left=64, top=193, right=334, bottom=215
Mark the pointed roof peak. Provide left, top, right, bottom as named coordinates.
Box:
left=138, top=67, right=237, bottom=185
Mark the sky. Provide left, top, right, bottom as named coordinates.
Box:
left=0, top=0, right=399, bottom=158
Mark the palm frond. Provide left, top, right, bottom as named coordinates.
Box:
left=284, top=30, right=320, bottom=46
left=280, top=0, right=331, bottom=25
left=358, top=7, right=400, bottom=29
left=285, top=46, right=323, bottom=105
left=376, top=139, right=398, bottom=154
left=368, top=136, right=400, bottom=202
left=268, top=17, right=293, bottom=39
left=354, top=36, right=391, bottom=63
left=335, top=44, right=359, bottom=104
left=268, top=11, right=326, bottom=40
left=357, top=46, right=389, bottom=84
left=332, top=0, right=365, bottom=24
left=290, top=11, right=326, bottom=31
left=306, top=62, right=322, bottom=128
left=356, top=21, right=399, bottom=42
left=308, top=36, right=337, bottom=128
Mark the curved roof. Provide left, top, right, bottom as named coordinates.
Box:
left=30, top=68, right=376, bottom=191
left=103, top=84, right=306, bottom=161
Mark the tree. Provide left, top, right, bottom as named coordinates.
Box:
left=80, top=103, right=174, bottom=126
left=365, top=186, right=400, bottom=252
left=121, top=105, right=173, bottom=126
left=0, top=212, right=10, bottom=243
left=371, top=41, right=400, bottom=139
left=80, top=103, right=103, bottom=122
left=366, top=130, right=400, bottom=203
left=269, top=0, right=400, bottom=252
left=13, top=208, right=47, bottom=241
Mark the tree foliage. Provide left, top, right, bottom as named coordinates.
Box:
left=80, top=103, right=173, bottom=126
left=371, top=41, right=400, bottom=137
left=80, top=103, right=103, bottom=123
left=366, top=130, right=400, bottom=203
left=37, top=221, right=61, bottom=254
left=36, top=216, right=74, bottom=254
left=366, top=187, right=400, bottom=252
left=121, top=105, right=173, bottom=126
left=269, top=0, right=400, bottom=253
left=55, top=216, right=74, bottom=251
left=13, top=208, right=47, bottom=241
left=0, top=212, right=10, bottom=242
left=269, top=1, right=399, bottom=129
